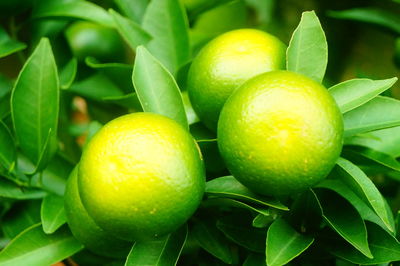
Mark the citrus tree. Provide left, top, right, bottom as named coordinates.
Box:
left=0, top=0, right=400, bottom=265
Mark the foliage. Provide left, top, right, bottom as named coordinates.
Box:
left=0, top=0, right=399, bottom=265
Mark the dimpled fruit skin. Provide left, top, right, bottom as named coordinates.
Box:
left=187, top=29, right=286, bottom=131
left=218, top=71, right=343, bottom=196
left=64, top=167, right=131, bottom=258
left=78, top=113, right=205, bottom=241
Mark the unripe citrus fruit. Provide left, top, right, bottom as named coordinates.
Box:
left=218, top=71, right=343, bottom=196
left=64, top=167, right=131, bottom=258
left=78, top=113, right=205, bottom=241
left=187, top=29, right=286, bottom=131
left=65, top=21, right=125, bottom=62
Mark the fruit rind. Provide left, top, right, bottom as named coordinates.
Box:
left=187, top=28, right=286, bottom=131
left=218, top=70, right=343, bottom=196
left=78, top=113, right=205, bottom=241
left=64, top=167, right=131, bottom=258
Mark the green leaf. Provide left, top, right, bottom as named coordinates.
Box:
left=317, top=178, right=393, bottom=234
left=84, top=121, right=103, bottom=146
left=0, top=73, right=12, bottom=99
left=314, top=188, right=372, bottom=258
left=243, top=253, right=266, bottom=266
left=216, top=214, right=266, bottom=253
left=329, top=222, right=400, bottom=264
left=252, top=214, right=275, bottom=229
left=328, top=8, right=400, bottom=35
left=85, top=56, right=132, bottom=70
left=343, top=96, right=400, bottom=137
left=84, top=57, right=135, bottom=96
left=0, top=224, right=83, bottom=266
left=132, top=46, right=188, bottom=129
left=244, top=0, right=275, bottom=30
left=0, top=75, right=12, bottom=120
left=41, top=194, right=67, bottom=234
left=0, top=27, right=27, bottom=58
left=329, top=77, right=398, bottom=114
left=185, top=0, right=233, bottom=22
left=342, top=147, right=400, bottom=172
left=109, top=9, right=151, bottom=51
left=0, top=121, right=16, bottom=172
left=182, top=91, right=200, bottom=125
left=32, top=1, right=114, bottom=27
left=68, top=73, right=124, bottom=101
left=288, top=190, right=322, bottom=234
left=266, top=218, right=314, bottom=266
left=396, top=210, right=400, bottom=239
left=60, top=57, right=77, bottom=89
left=0, top=178, right=46, bottom=199
left=345, top=126, right=400, bottom=158
left=286, top=11, right=327, bottom=83
left=203, top=198, right=270, bottom=216
left=0, top=96, right=10, bottom=120
left=142, top=0, right=191, bottom=75
left=102, top=93, right=142, bottom=110
left=114, top=0, right=149, bottom=23
left=18, top=154, right=71, bottom=196
left=192, top=219, right=233, bottom=264
left=336, top=158, right=395, bottom=233
left=125, top=224, right=187, bottom=266
left=11, top=38, right=59, bottom=172
left=205, top=176, right=288, bottom=210
left=2, top=200, right=41, bottom=239
left=189, top=0, right=247, bottom=47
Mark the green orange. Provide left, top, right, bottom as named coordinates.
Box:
left=218, top=71, right=343, bottom=196
left=65, top=21, right=125, bottom=62
left=64, top=167, right=131, bottom=258
left=187, top=28, right=286, bottom=131
left=78, top=113, right=205, bottom=241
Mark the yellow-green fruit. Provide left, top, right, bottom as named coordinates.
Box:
left=78, top=113, right=205, bottom=241
left=218, top=71, right=343, bottom=196
left=65, top=21, right=125, bottom=62
left=187, top=29, right=286, bottom=131
left=64, top=167, right=131, bottom=258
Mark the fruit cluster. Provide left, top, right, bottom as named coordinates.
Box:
left=65, top=28, right=343, bottom=256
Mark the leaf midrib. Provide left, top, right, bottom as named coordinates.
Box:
left=338, top=160, right=392, bottom=231
left=0, top=230, right=80, bottom=265
left=44, top=207, right=65, bottom=233
left=36, top=44, right=44, bottom=163
left=268, top=233, right=302, bottom=265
